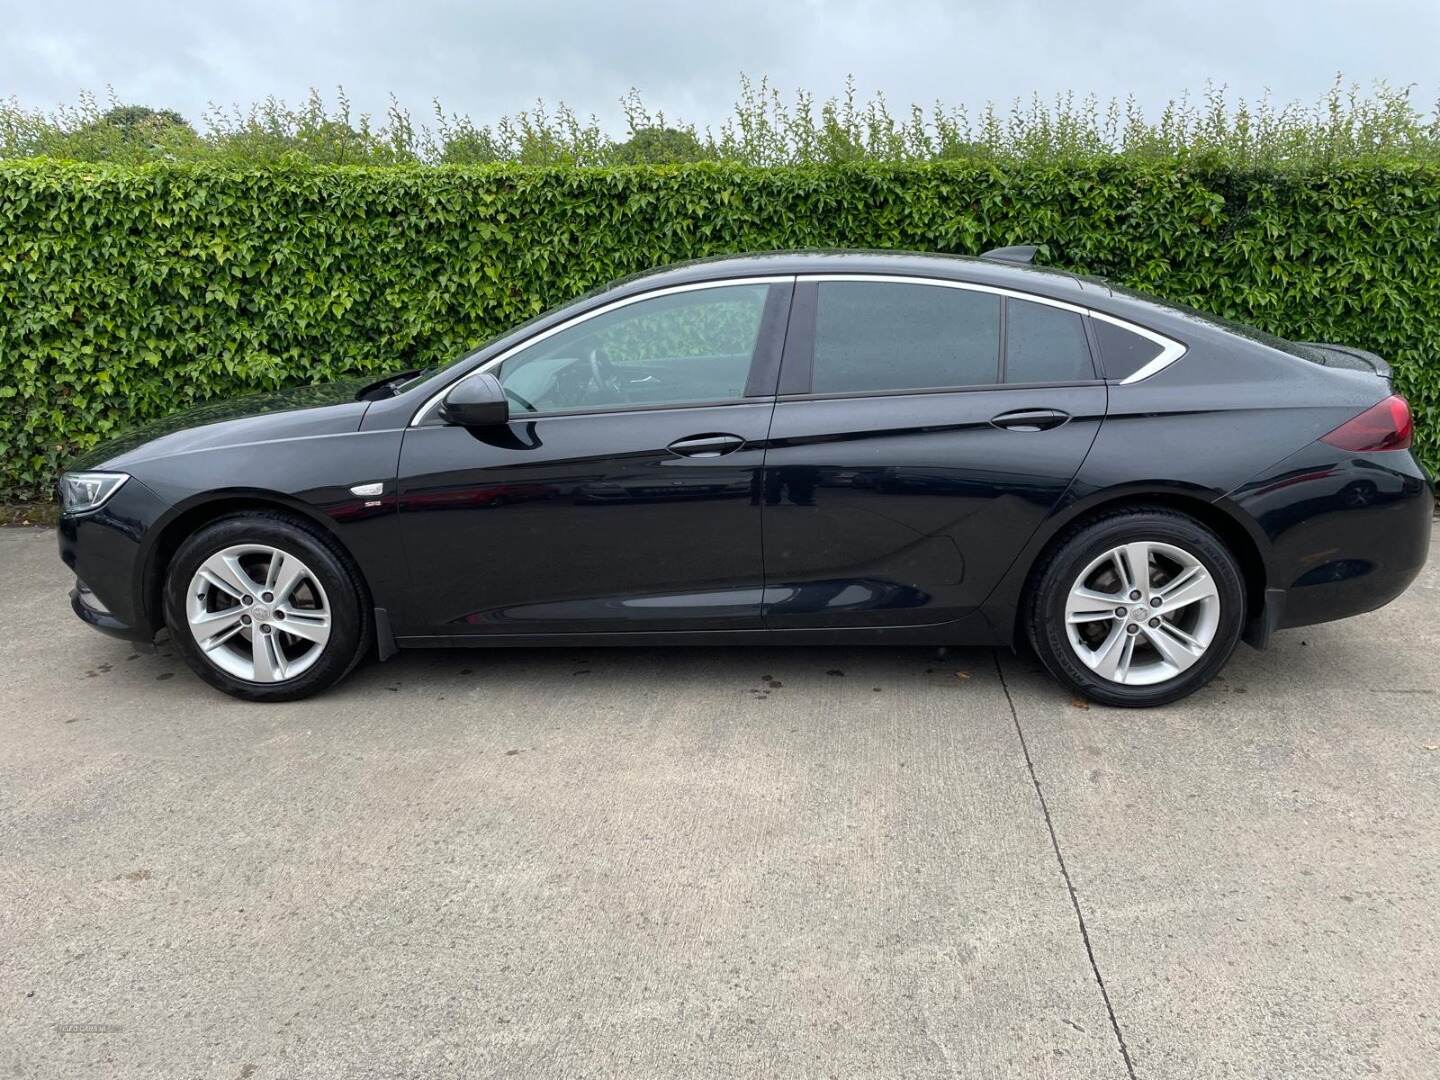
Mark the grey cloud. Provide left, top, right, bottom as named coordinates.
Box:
left=3, top=0, right=1436, bottom=133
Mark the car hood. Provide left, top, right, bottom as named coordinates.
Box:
left=71, top=379, right=374, bottom=472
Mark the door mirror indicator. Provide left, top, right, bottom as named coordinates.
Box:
left=440, top=374, right=509, bottom=428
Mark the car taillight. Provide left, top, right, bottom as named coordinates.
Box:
left=1319, top=394, right=1413, bottom=452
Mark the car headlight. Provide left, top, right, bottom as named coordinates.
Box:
left=58, top=472, right=130, bottom=514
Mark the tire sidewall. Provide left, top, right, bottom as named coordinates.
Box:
left=164, top=516, right=366, bottom=702
left=1030, top=513, right=1246, bottom=708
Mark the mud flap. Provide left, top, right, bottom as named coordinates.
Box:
left=1242, top=587, right=1286, bottom=650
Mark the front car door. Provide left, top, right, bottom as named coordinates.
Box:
left=395, top=278, right=793, bottom=638
left=761, top=275, right=1107, bottom=630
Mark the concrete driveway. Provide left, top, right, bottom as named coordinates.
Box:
left=2, top=525, right=1438, bottom=1079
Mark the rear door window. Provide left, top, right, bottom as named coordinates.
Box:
left=1005, top=299, right=1095, bottom=383
left=809, top=281, right=1000, bottom=394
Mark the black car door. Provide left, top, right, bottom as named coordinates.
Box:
left=761, top=276, right=1107, bottom=629
left=395, top=279, right=792, bottom=637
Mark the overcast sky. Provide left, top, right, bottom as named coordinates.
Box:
left=4, top=0, right=1437, bottom=133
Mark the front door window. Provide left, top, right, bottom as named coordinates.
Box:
left=497, top=284, right=772, bottom=414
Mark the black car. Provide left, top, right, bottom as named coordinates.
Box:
left=57, top=250, right=1432, bottom=706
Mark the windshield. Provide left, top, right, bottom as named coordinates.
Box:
left=393, top=368, right=436, bottom=394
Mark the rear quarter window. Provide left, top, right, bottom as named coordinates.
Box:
left=1091, top=319, right=1165, bottom=381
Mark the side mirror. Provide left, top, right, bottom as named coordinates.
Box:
left=439, top=373, right=509, bottom=428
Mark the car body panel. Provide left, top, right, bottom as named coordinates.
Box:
left=1227, top=442, right=1432, bottom=628
left=760, top=384, right=1107, bottom=628
left=60, top=420, right=409, bottom=641
left=393, top=402, right=773, bottom=634
left=58, top=475, right=171, bottom=639
left=972, top=324, right=1432, bottom=645
left=70, top=380, right=375, bottom=471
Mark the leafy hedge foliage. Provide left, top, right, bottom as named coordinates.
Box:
left=2, top=160, right=1439, bottom=500
left=8, top=79, right=1440, bottom=167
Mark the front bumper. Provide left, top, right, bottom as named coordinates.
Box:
left=69, top=581, right=154, bottom=646
left=57, top=476, right=169, bottom=644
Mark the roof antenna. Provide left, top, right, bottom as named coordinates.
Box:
left=980, top=245, right=1039, bottom=264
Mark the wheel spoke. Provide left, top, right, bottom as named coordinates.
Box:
left=1116, top=633, right=1138, bottom=681
left=1122, top=542, right=1152, bottom=597
left=1140, top=620, right=1204, bottom=673
left=1108, top=550, right=1134, bottom=594
left=266, top=551, right=308, bottom=606
left=199, top=553, right=258, bottom=601
left=1158, top=566, right=1217, bottom=613
left=251, top=629, right=287, bottom=682
left=189, top=607, right=246, bottom=650
left=276, top=606, right=330, bottom=645
left=1087, top=622, right=1129, bottom=680
left=1159, top=619, right=1205, bottom=650
left=1066, top=586, right=1122, bottom=624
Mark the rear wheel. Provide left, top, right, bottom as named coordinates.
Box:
left=1027, top=509, right=1245, bottom=707
left=164, top=514, right=370, bottom=702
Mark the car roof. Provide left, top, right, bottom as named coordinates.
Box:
left=607, top=251, right=1268, bottom=350
left=604, top=249, right=1096, bottom=304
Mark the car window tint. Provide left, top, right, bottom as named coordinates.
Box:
left=810, top=282, right=1000, bottom=394
left=1005, top=299, right=1094, bottom=383
left=497, top=284, right=770, bottom=413
left=1092, top=318, right=1164, bottom=380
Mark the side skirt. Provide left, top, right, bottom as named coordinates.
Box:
left=393, top=611, right=999, bottom=650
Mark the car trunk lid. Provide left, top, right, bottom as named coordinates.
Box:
left=1293, top=342, right=1392, bottom=381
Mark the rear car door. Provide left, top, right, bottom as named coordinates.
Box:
left=396, top=279, right=792, bottom=637
left=761, top=275, right=1107, bottom=629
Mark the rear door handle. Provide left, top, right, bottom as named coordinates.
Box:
left=990, top=409, right=1069, bottom=432
left=666, top=433, right=747, bottom=457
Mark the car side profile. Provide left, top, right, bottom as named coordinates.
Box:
left=57, top=249, right=1432, bottom=706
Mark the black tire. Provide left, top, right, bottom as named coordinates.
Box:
left=1026, top=508, right=1246, bottom=708
left=163, top=512, right=372, bottom=702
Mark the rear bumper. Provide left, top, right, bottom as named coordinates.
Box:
left=1231, top=446, right=1432, bottom=636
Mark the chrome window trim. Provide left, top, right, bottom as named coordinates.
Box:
left=409, top=276, right=794, bottom=426
left=1088, top=309, right=1189, bottom=384
left=796, top=272, right=1090, bottom=315
left=410, top=270, right=1189, bottom=425
left=799, top=273, right=1187, bottom=383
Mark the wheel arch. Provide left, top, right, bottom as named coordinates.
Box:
left=999, top=486, right=1271, bottom=651
left=139, top=490, right=371, bottom=636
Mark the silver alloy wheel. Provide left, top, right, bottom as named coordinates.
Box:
left=1064, top=541, right=1221, bottom=687
left=185, top=544, right=332, bottom=683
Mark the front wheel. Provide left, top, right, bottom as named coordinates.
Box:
left=1027, top=509, right=1246, bottom=708
left=164, top=513, right=371, bottom=702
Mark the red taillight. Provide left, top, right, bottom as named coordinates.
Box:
left=1319, top=394, right=1413, bottom=452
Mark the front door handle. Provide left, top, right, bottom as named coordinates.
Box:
left=990, top=408, right=1070, bottom=432
left=667, top=433, right=747, bottom=458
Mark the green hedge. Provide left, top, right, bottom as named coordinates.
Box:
left=2, top=160, right=1439, bottom=501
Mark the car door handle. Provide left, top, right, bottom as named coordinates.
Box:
left=667, top=433, right=747, bottom=457
left=990, top=408, right=1070, bottom=432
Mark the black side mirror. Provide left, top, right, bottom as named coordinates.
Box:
left=439, top=373, right=509, bottom=428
